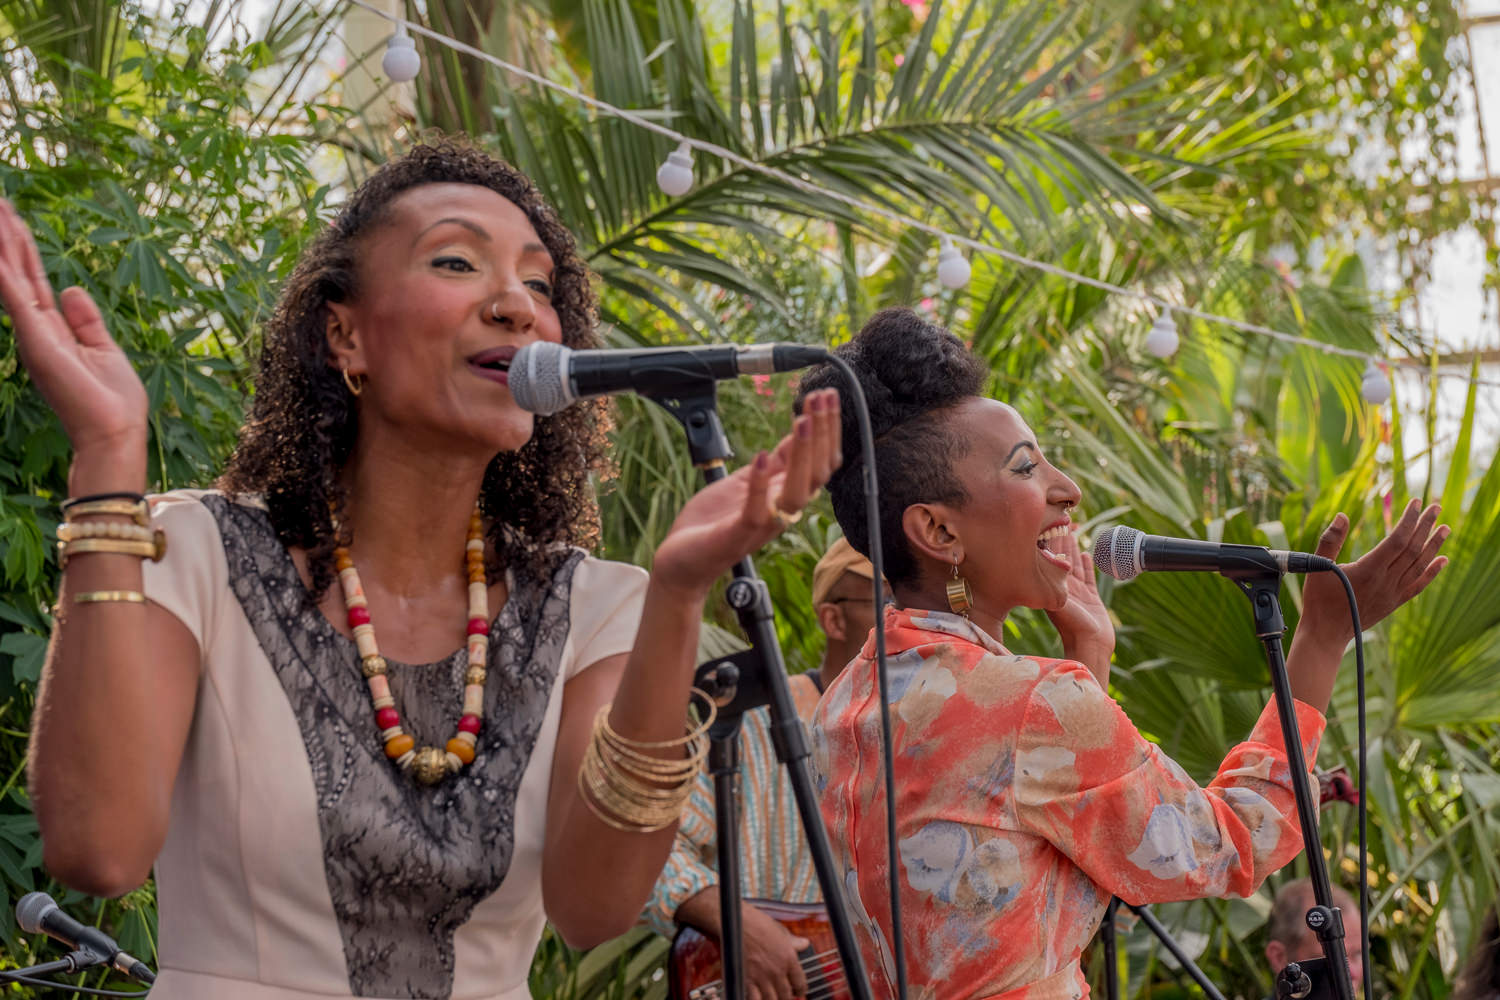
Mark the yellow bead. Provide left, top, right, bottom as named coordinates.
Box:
left=384, top=734, right=415, bottom=759
left=446, top=737, right=476, bottom=765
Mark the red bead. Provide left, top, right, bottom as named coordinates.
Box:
left=375, top=707, right=400, bottom=730
left=467, top=617, right=489, bottom=636
left=348, top=606, right=371, bottom=627
left=457, top=714, right=481, bottom=734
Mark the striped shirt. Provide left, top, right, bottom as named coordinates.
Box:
left=641, top=672, right=825, bottom=938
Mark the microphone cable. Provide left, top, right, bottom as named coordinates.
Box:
left=0, top=969, right=148, bottom=996
left=1332, top=567, right=1372, bottom=1000
left=820, top=353, right=908, bottom=1000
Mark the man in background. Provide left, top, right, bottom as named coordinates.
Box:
left=642, top=538, right=880, bottom=1000
left=1266, top=879, right=1364, bottom=995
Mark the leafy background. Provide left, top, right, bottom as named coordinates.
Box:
left=0, top=1, right=1496, bottom=998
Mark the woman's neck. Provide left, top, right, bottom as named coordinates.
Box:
left=891, top=580, right=1007, bottom=641
left=339, top=430, right=494, bottom=595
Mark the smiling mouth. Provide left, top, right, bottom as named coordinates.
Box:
left=1037, top=524, right=1072, bottom=569
left=467, top=351, right=514, bottom=385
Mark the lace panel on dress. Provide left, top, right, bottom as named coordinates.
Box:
left=205, top=495, right=581, bottom=998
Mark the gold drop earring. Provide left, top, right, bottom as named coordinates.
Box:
left=946, top=554, right=973, bottom=617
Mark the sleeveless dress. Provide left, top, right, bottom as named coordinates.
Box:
left=140, top=490, right=648, bottom=1000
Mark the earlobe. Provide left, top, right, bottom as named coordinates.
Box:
left=816, top=603, right=847, bottom=642
left=325, top=304, right=364, bottom=376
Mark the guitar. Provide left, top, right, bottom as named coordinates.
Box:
left=668, top=899, right=851, bottom=1000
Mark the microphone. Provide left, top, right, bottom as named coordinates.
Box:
left=1092, top=525, right=1336, bottom=582
left=16, top=892, right=156, bottom=984
left=508, top=341, right=830, bottom=415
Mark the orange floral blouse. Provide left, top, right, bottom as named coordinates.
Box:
left=811, top=608, right=1325, bottom=1000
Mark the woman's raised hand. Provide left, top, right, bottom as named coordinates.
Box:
left=651, top=388, right=842, bottom=595
left=1044, top=525, right=1115, bottom=685
left=0, top=199, right=148, bottom=470
left=1299, top=499, right=1448, bottom=645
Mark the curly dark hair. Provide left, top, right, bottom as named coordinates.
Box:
left=794, top=307, right=988, bottom=586
left=1455, top=905, right=1500, bottom=1000
left=219, top=137, right=608, bottom=600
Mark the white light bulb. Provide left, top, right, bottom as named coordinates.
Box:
left=1145, top=311, right=1179, bottom=358
left=1360, top=362, right=1392, bottom=405
left=936, top=237, right=971, bottom=290
left=382, top=22, right=420, bottom=83
left=656, top=142, right=695, bottom=197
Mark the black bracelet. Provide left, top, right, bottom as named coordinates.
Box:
left=61, top=491, right=147, bottom=511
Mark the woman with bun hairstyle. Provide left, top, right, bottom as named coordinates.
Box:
left=795, top=308, right=1447, bottom=1000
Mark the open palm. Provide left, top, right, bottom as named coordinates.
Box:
left=0, top=199, right=147, bottom=456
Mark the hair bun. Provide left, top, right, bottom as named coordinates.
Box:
left=798, top=307, right=986, bottom=441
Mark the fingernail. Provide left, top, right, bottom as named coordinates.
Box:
left=797, top=417, right=811, bottom=438
left=754, top=451, right=768, bottom=470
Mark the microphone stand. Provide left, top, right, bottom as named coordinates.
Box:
left=1236, top=571, right=1355, bottom=1000
left=646, top=384, right=874, bottom=1000
left=1097, top=568, right=1353, bottom=1000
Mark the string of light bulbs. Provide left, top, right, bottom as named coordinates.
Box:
left=352, top=0, right=1499, bottom=399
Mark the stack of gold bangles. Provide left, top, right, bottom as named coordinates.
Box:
left=55, top=493, right=165, bottom=606
left=578, top=689, right=716, bottom=833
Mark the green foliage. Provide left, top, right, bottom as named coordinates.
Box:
left=0, top=5, right=326, bottom=989
left=0, top=1, right=1493, bottom=999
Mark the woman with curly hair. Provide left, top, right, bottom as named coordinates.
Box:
left=795, top=308, right=1446, bottom=1000
left=2, top=139, right=840, bottom=1000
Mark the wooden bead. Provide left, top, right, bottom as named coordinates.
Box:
left=376, top=707, right=400, bottom=730
left=384, top=734, right=415, bottom=759
left=462, top=684, right=485, bottom=717
left=446, top=738, right=475, bottom=765
left=367, top=674, right=391, bottom=701
left=457, top=714, right=481, bottom=734
left=348, top=605, right=371, bottom=628
left=335, top=553, right=354, bottom=571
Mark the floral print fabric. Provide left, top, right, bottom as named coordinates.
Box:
left=811, top=607, right=1325, bottom=1000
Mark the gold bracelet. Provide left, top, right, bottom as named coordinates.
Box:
left=586, top=738, right=698, bottom=803
left=576, top=698, right=708, bottom=832
left=578, top=757, right=691, bottom=832
left=595, top=688, right=717, bottom=750
left=61, top=498, right=150, bottom=526
left=73, top=590, right=148, bottom=605
left=58, top=532, right=166, bottom=567
left=57, top=521, right=156, bottom=544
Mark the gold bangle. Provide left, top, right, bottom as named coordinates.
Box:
left=61, top=498, right=150, bottom=526
left=73, top=590, right=148, bottom=605
left=578, top=756, right=691, bottom=832
left=58, top=531, right=166, bottom=567
left=57, top=521, right=156, bottom=544
left=595, top=688, right=717, bottom=750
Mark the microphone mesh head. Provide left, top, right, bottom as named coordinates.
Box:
left=16, top=892, right=56, bottom=934
left=508, top=342, right=572, bottom=415
left=1092, top=525, right=1144, bottom=581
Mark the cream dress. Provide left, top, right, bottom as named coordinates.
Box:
left=139, top=490, right=647, bottom=1000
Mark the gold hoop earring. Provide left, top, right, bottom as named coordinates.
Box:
left=946, top=555, right=973, bottom=617
left=342, top=367, right=365, bottom=397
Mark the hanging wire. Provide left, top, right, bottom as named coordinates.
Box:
left=333, top=0, right=1500, bottom=393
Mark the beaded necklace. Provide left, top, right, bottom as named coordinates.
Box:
left=333, top=507, right=488, bottom=785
